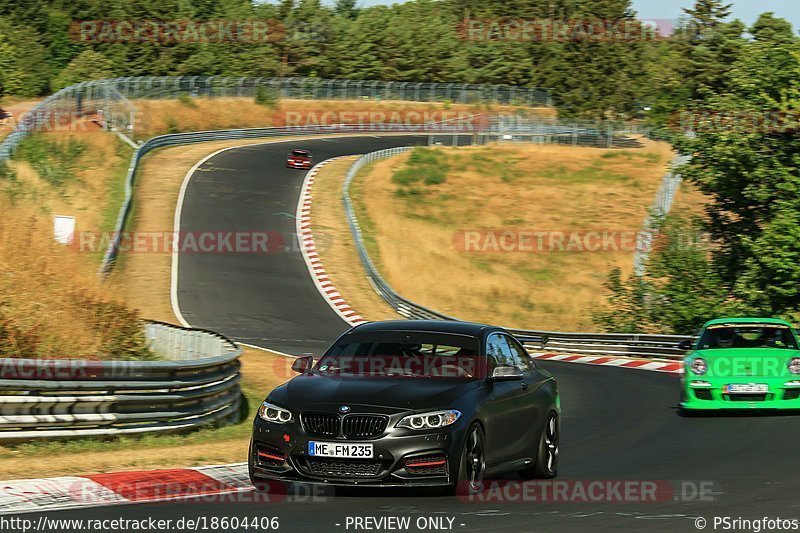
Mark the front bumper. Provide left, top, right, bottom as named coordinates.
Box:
left=250, top=417, right=467, bottom=487
left=286, top=161, right=311, bottom=169
left=681, top=377, right=800, bottom=410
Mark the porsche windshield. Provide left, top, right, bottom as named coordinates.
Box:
left=315, top=336, right=482, bottom=379
left=697, top=325, right=799, bottom=350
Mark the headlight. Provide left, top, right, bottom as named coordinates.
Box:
left=258, top=401, right=293, bottom=424
left=690, top=358, right=708, bottom=375
left=789, top=358, right=800, bottom=375
left=396, top=409, right=461, bottom=430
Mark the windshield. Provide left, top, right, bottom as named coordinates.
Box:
left=316, top=337, right=482, bottom=379
left=697, top=325, right=799, bottom=350
left=291, top=150, right=309, bottom=157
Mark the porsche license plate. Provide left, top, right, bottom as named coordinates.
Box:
left=308, top=441, right=373, bottom=458
left=725, top=383, right=768, bottom=394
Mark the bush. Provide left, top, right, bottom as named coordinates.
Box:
left=178, top=93, right=198, bottom=108
left=16, top=135, right=86, bottom=187
left=593, top=215, right=735, bottom=334
left=255, top=86, right=281, bottom=108
left=392, top=148, right=450, bottom=193
left=392, top=148, right=449, bottom=195
left=165, top=117, right=180, bottom=134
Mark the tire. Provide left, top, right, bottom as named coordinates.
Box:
left=519, top=410, right=559, bottom=479
left=455, top=423, right=486, bottom=495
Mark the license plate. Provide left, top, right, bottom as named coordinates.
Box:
left=308, top=441, right=373, bottom=459
left=725, top=383, right=768, bottom=394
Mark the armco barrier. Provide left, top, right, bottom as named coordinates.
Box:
left=341, top=148, right=693, bottom=360
left=0, top=321, right=243, bottom=441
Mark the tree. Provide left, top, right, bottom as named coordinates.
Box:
left=594, top=216, right=732, bottom=334
left=681, top=9, right=744, bottom=99
left=0, top=17, right=50, bottom=96
left=750, top=12, right=794, bottom=44
left=335, top=0, right=359, bottom=20
left=682, top=0, right=732, bottom=33
left=52, top=50, right=114, bottom=90
left=672, top=35, right=800, bottom=319
left=540, top=0, right=649, bottom=119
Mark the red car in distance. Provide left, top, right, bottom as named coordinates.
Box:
left=286, top=149, right=313, bottom=169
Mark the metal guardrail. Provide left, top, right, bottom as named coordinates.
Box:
left=342, top=148, right=693, bottom=360
left=0, top=322, right=244, bottom=441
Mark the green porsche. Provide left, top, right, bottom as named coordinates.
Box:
left=680, top=318, right=800, bottom=411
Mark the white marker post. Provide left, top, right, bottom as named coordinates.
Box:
left=53, top=215, right=76, bottom=245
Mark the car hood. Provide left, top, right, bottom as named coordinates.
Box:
left=688, top=348, right=799, bottom=378
left=268, top=374, right=479, bottom=413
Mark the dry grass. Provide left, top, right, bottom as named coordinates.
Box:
left=310, top=158, right=400, bottom=321
left=0, top=200, right=149, bottom=359
left=0, top=129, right=149, bottom=359
left=352, top=141, right=675, bottom=331
left=672, top=178, right=709, bottom=218
left=2, top=130, right=131, bottom=237
left=132, top=97, right=554, bottom=137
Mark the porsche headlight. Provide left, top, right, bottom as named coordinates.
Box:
left=258, top=401, right=293, bottom=424
left=397, top=410, right=461, bottom=430
left=690, top=358, right=708, bottom=376
left=789, top=358, right=800, bottom=375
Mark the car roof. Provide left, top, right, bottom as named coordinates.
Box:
left=292, top=149, right=309, bottom=154
left=702, top=317, right=794, bottom=328
left=351, top=319, right=498, bottom=337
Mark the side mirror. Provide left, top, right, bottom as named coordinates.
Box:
left=488, top=364, right=523, bottom=382
left=291, top=355, right=314, bottom=374
left=677, top=340, right=693, bottom=351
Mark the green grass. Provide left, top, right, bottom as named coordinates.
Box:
left=541, top=161, right=632, bottom=184
left=520, top=267, right=557, bottom=282
left=350, top=162, right=383, bottom=266
left=102, top=140, right=135, bottom=232
left=73, top=139, right=134, bottom=267
left=470, top=258, right=496, bottom=274
left=502, top=217, right=526, bottom=226
left=0, top=161, right=26, bottom=201
left=165, top=117, right=181, bottom=134
left=391, top=148, right=449, bottom=194
left=255, top=86, right=281, bottom=109
left=601, top=150, right=661, bottom=163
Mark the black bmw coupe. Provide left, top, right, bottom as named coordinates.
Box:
left=249, top=320, right=560, bottom=493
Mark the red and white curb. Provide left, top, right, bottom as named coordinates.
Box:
left=296, top=158, right=367, bottom=327
left=0, top=464, right=251, bottom=515
left=529, top=353, right=683, bottom=374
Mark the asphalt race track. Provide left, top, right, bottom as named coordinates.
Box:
left=25, top=135, right=800, bottom=532
left=176, top=135, right=441, bottom=354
